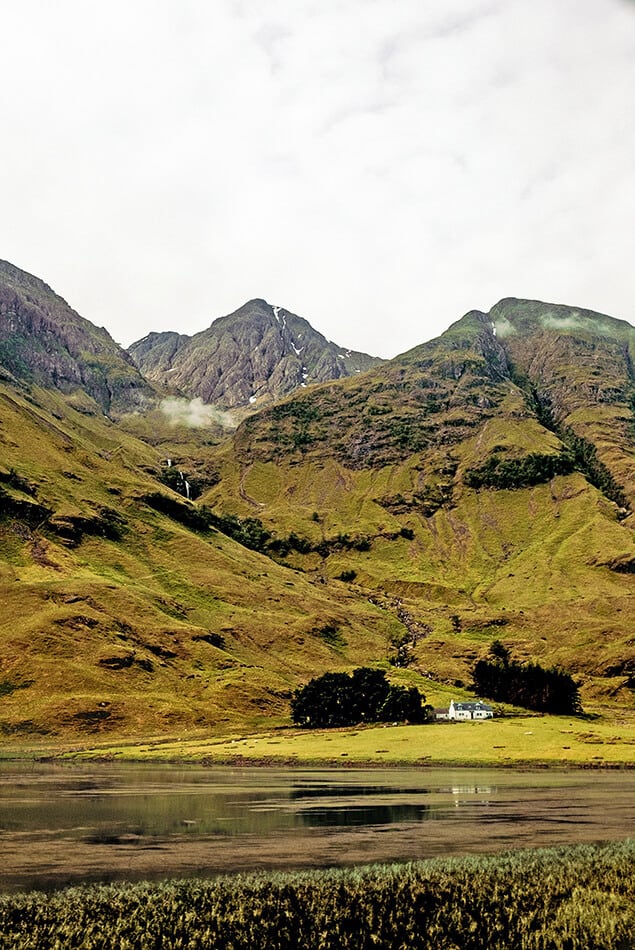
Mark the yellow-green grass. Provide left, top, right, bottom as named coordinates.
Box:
left=202, top=447, right=635, bottom=700
left=2, top=374, right=634, bottom=746
left=48, top=706, right=635, bottom=768
left=0, top=383, right=410, bottom=739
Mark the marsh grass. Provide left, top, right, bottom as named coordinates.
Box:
left=1, top=841, right=634, bottom=949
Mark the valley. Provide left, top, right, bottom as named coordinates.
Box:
left=1, top=260, right=634, bottom=751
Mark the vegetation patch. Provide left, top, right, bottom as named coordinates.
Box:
left=291, top=668, right=429, bottom=727
left=563, top=429, right=628, bottom=509
left=0, top=486, right=51, bottom=526
left=1, top=842, right=634, bottom=949
left=192, top=632, right=226, bottom=648
left=525, top=387, right=629, bottom=509
left=312, top=624, right=347, bottom=649
left=464, top=450, right=575, bottom=490
left=47, top=507, right=126, bottom=544
left=0, top=679, right=33, bottom=698
left=472, top=642, right=581, bottom=714
left=376, top=483, right=454, bottom=517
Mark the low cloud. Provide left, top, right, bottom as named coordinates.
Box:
left=159, top=397, right=238, bottom=429
left=539, top=313, right=614, bottom=335
left=540, top=314, right=586, bottom=332
left=493, top=317, right=516, bottom=339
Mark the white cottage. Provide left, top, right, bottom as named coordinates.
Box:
left=448, top=699, right=493, bottom=720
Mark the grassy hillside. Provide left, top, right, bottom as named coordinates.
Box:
left=0, top=383, right=409, bottom=740
left=201, top=301, right=635, bottom=708
left=1, top=294, right=634, bottom=743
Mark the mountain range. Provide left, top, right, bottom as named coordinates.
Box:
left=0, top=259, right=633, bottom=741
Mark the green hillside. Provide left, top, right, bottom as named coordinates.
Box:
left=0, top=383, right=407, bottom=740
left=1, top=279, right=634, bottom=743
left=202, top=301, right=635, bottom=705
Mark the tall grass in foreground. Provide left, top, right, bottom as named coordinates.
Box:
left=1, top=841, right=634, bottom=949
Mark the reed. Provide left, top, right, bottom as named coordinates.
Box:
left=1, top=841, right=634, bottom=948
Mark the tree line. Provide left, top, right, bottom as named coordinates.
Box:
left=472, top=642, right=581, bottom=714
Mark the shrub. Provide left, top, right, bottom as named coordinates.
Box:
left=464, top=451, right=575, bottom=490
left=338, top=570, right=357, bottom=582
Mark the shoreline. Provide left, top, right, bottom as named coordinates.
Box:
left=17, top=753, right=635, bottom=771
left=4, top=708, right=635, bottom=769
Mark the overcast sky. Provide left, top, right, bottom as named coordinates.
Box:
left=1, top=0, right=634, bottom=358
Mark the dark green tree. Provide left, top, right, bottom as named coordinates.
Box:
left=379, top=685, right=425, bottom=723
left=290, top=672, right=354, bottom=728
left=291, top=668, right=428, bottom=728
left=349, top=668, right=391, bottom=722
left=472, top=647, right=581, bottom=715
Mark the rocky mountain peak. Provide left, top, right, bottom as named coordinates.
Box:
left=0, top=260, right=154, bottom=414
left=128, top=298, right=383, bottom=409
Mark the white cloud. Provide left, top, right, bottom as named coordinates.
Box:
left=159, top=397, right=238, bottom=429
left=1, top=0, right=633, bottom=358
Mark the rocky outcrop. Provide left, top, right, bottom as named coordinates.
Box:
left=128, top=298, right=382, bottom=408
left=0, top=260, right=155, bottom=414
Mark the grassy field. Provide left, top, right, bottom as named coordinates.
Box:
left=18, top=705, right=632, bottom=768
left=1, top=841, right=633, bottom=949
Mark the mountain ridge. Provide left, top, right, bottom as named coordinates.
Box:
left=128, top=297, right=383, bottom=409
left=0, top=259, right=154, bottom=415
left=1, top=264, right=634, bottom=741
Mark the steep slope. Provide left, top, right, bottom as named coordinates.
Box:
left=202, top=299, right=635, bottom=704
left=0, top=260, right=154, bottom=414
left=2, top=280, right=635, bottom=742
left=0, top=380, right=405, bottom=740
left=128, top=298, right=382, bottom=409
left=489, top=298, right=635, bottom=511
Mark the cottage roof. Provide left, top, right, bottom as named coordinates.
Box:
left=452, top=701, right=493, bottom=711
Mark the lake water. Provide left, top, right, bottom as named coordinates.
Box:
left=0, top=764, right=634, bottom=892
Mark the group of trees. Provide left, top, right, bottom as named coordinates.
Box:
left=291, top=668, right=429, bottom=728
left=291, top=646, right=581, bottom=730
left=472, top=642, right=581, bottom=715
left=464, top=451, right=575, bottom=490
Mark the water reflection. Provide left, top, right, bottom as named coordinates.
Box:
left=0, top=764, right=634, bottom=891
left=297, top=803, right=430, bottom=827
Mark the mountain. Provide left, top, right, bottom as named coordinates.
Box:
left=128, top=298, right=382, bottom=409
left=1, top=276, right=634, bottom=742
left=0, top=260, right=154, bottom=415
left=203, top=298, right=635, bottom=700
left=0, top=375, right=398, bottom=741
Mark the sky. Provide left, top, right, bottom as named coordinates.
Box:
left=1, top=0, right=634, bottom=358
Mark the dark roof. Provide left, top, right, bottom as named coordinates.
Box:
left=453, top=701, right=492, bottom=711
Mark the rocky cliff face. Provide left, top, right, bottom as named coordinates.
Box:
left=128, top=298, right=382, bottom=408
left=230, top=298, right=635, bottom=507
left=0, top=260, right=154, bottom=414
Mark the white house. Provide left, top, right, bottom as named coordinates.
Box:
left=448, top=699, right=493, bottom=720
